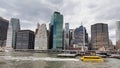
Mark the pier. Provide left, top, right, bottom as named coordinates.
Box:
left=14, top=49, right=85, bottom=54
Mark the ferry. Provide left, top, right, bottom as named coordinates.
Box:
left=80, top=56, right=104, bottom=62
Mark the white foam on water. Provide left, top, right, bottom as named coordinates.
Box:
left=0, top=56, right=79, bottom=61
left=4, top=50, right=9, bottom=52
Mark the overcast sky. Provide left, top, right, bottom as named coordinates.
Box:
left=0, top=0, right=120, bottom=44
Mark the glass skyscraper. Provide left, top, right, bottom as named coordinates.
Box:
left=70, top=25, right=88, bottom=49
left=0, top=17, right=9, bottom=47
left=6, top=18, right=20, bottom=49
left=50, top=11, right=63, bottom=50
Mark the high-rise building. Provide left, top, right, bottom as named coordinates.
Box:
left=116, top=21, right=120, bottom=50
left=71, top=25, right=88, bottom=49
left=109, top=39, right=114, bottom=50
left=48, top=23, right=53, bottom=49
left=69, top=29, right=74, bottom=43
left=35, top=23, right=48, bottom=50
left=0, top=17, right=9, bottom=47
left=15, top=30, right=35, bottom=49
left=6, top=18, right=20, bottom=49
left=64, top=23, right=70, bottom=49
left=50, top=11, right=63, bottom=50
left=91, top=23, right=109, bottom=50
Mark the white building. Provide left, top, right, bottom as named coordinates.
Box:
left=64, top=23, right=69, bottom=49
left=116, top=21, right=120, bottom=49
left=116, top=21, right=120, bottom=41
left=35, top=23, right=48, bottom=50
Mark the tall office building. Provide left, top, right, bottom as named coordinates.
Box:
left=116, top=21, right=120, bottom=50
left=91, top=23, right=109, bottom=50
left=64, top=23, right=70, bottom=49
left=71, top=25, right=88, bottom=49
left=15, top=30, right=35, bottom=49
left=0, top=17, right=9, bottom=47
left=69, top=29, right=74, bottom=42
left=50, top=11, right=63, bottom=50
left=6, top=18, right=20, bottom=49
left=48, top=23, right=53, bottom=49
left=35, top=23, right=48, bottom=50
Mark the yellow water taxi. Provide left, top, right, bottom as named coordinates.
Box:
left=80, top=56, right=104, bottom=62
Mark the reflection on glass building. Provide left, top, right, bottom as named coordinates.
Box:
left=6, top=18, right=20, bottom=49
left=15, top=30, right=35, bottom=49
left=0, top=17, right=9, bottom=47
left=116, top=21, right=120, bottom=50
left=50, top=11, right=63, bottom=50
left=71, top=25, right=88, bottom=49
left=91, top=23, right=109, bottom=50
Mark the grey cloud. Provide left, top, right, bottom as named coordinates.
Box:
left=46, top=0, right=63, bottom=4
left=0, top=0, right=54, bottom=22
left=95, top=7, right=120, bottom=21
left=87, top=0, right=120, bottom=21
left=0, top=0, right=120, bottom=44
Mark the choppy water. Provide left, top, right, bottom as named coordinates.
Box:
left=0, top=52, right=120, bottom=68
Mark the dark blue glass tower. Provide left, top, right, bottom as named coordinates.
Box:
left=50, top=11, right=63, bottom=50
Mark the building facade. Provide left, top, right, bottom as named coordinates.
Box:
left=116, top=21, right=120, bottom=50
left=91, top=23, right=109, bottom=50
left=35, top=23, right=48, bottom=50
left=50, top=11, right=63, bottom=50
left=0, top=17, right=9, bottom=47
left=70, top=25, right=88, bottom=50
left=48, top=23, right=53, bottom=49
left=15, top=30, right=35, bottom=49
left=64, top=23, right=70, bottom=49
left=6, top=18, right=20, bottom=49
left=69, top=29, right=74, bottom=43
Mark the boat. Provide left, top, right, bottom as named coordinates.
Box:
left=109, top=54, right=120, bottom=58
left=80, top=56, right=104, bottom=62
left=96, top=54, right=107, bottom=58
left=96, top=52, right=111, bottom=58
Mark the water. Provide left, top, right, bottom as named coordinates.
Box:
left=0, top=52, right=120, bottom=68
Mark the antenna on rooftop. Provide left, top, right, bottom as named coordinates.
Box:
left=81, top=22, right=83, bottom=26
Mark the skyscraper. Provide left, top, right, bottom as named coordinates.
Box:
left=69, top=29, right=74, bottom=46
left=15, top=30, right=35, bottom=49
left=35, top=23, right=48, bottom=50
left=64, top=23, right=70, bottom=49
left=71, top=25, right=88, bottom=49
left=91, top=23, right=109, bottom=50
left=50, top=11, right=63, bottom=50
left=0, top=17, right=9, bottom=47
left=116, top=21, right=120, bottom=50
left=48, top=23, right=53, bottom=49
left=6, top=18, right=20, bottom=49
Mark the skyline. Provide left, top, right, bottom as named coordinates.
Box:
left=0, top=0, right=120, bottom=44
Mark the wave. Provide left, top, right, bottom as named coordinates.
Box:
left=0, top=56, right=79, bottom=61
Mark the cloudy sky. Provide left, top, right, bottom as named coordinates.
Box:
left=0, top=0, right=120, bottom=44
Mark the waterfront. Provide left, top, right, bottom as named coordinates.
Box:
left=0, top=52, right=120, bottom=68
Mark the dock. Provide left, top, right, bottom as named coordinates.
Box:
left=57, top=53, right=77, bottom=58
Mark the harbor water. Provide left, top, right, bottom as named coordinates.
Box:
left=0, top=52, right=120, bottom=68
